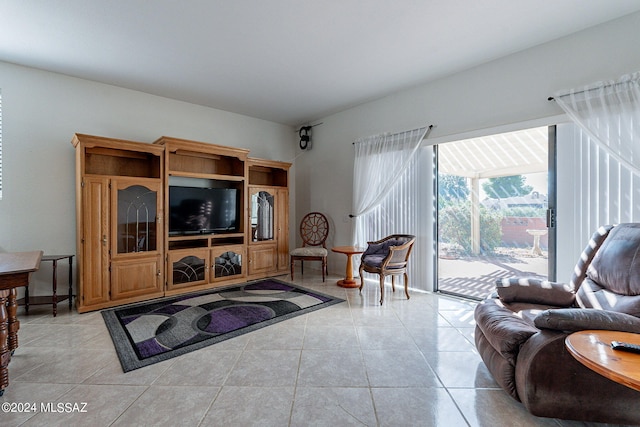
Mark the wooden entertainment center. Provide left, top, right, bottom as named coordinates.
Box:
left=72, top=134, right=290, bottom=313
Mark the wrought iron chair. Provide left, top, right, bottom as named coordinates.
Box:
left=290, top=212, right=329, bottom=281
left=358, top=234, right=416, bottom=304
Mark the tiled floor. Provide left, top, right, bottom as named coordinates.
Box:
left=1, top=273, right=630, bottom=426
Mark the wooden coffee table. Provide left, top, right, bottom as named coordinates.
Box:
left=331, top=246, right=365, bottom=288
left=565, top=330, right=640, bottom=392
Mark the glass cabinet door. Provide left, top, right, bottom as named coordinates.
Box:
left=250, top=189, right=274, bottom=241
left=213, top=249, right=243, bottom=279
left=114, top=181, right=161, bottom=254
left=169, top=250, right=209, bottom=287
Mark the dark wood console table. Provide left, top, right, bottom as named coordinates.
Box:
left=0, top=251, right=42, bottom=396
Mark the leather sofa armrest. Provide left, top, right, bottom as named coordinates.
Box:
left=474, top=298, right=539, bottom=365
left=496, top=278, right=575, bottom=306
left=534, top=308, right=640, bottom=333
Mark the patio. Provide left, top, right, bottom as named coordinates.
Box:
left=437, top=126, right=549, bottom=299
left=438, top=248, right=548, bottom=299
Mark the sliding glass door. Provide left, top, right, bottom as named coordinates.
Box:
left=436, top=126, right=556, bottom=299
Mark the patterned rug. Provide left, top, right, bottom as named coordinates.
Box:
left=102, top=279, right=344, bottom=372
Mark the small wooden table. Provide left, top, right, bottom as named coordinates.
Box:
left=20, top=254, right=74, bottom=316
left=331, top=246, right=365, bottom=288
left=0, top=251, right=42, bottom=396
left=565, top=330, right=640, bottom=392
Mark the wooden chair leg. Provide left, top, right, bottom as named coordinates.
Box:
left=391, top=276, right=395, bottom=292
left=291, top=257, right=295, bottom=280
left=359, top=267, right=364, bottom=292
left=301, top=261, right=304, bottom=276
left=379, top=274, right=385, bottom=305
left=404, top=272, right=410, bottom=300
left=322, top=257, right=326, bottom=282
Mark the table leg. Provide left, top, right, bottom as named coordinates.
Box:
left=52, top=259, right=58, bottom=317
left=68, top=256, right=73, bottom=310
left=0, top=290, right=10, bottom=396
left=7, top=288, right=19, bottom=352
left=337, top=254, right=360, bottom=288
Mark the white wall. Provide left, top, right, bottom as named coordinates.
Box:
left=296, top=11, right=640, bottom=281
left=0, top=61, right=295, bottom=295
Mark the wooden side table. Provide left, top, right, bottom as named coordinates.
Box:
left=19, top=254, right=74, bottom=317
left=0, top=251, right=42, bottom=396
left=565, top=330, right=640, bottom=392
left=331, top=246, right=364, bottom=288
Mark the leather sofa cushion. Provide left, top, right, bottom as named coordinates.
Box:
left=496, top=278, right=575, bottom=307
left=535, top=308, right=640, bottom=332
left=586, top=223, right=640, bottom=296
left=576, top=278, right=640, bottom=316
left=474, top=298, right=539, bottom=365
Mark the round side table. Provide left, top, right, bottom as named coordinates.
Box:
left=331, top=246, right=365, bottom=288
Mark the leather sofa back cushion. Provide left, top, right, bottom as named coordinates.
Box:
left=586, top=223, right=640, bottom=297
left=576, top=278, right=640, bottom=316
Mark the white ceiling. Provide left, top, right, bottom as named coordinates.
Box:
left=2, top=1, right=640, bottom=126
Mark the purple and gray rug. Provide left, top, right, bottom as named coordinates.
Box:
left=102, top=279, right=344, bottom=372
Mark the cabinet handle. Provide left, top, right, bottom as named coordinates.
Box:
left=157, top=269, right=161, bottom=277
left=102, top=235, right=107, bottom=245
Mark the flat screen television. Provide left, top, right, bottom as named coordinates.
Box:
left=169, top=186, right=239, bottom=235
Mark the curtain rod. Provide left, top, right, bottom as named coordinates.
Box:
left=352, top=124, right=433, bottom=144
left=547, top=79, right=637, bottom=101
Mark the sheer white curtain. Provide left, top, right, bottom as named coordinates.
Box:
left=351, top=127, right=429, bottom=246
left=554, top=72, right=640, bottom=177
left=554, top=73, right=640, bottom=271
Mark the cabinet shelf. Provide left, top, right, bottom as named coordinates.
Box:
left=168, top=171, right=245, bottom=182
left=168, top=233, right=244, bottom=250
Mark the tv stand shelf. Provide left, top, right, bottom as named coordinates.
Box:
left=168, top=233, right=244, bottom=250
left=168, top=171, right=245, bottom=182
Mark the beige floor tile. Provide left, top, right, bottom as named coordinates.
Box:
left=449, top=388, right=561, bottom=427
left=202, top=386, right=294, bottom=427
left=372, top=387, right=469, bottom=426
left=362, top=349, right=442, bottom=387
left=297, top=349, right=368, bottom=387
left=291, top=386, right=377, bottom=426
left=224, top=349, right=300, bottom=386
left=110, top=385, right=218, bottom=426
left=152, top=350, right=241, bottom=386
left=22, top=384, right=147, bottom=427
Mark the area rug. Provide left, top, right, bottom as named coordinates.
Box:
left=102, top=279, right=344, bottom=372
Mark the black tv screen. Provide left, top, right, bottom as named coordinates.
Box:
left=169, top=186, right=239, bottom=235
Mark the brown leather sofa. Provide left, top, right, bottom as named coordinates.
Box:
left=474, top=223, right=640, bottom=424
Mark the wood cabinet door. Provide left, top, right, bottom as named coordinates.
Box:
left=276, top=188, right=289, bottom=272
left=248, top=244, right=277, bottom=275
left=81, top=177, right=111, bottom=307
left=111, top=255, right=163, bottom=300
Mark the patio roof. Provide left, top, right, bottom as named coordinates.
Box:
left=438, top=126, right=548, bottom=179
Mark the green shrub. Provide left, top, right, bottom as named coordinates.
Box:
left=439, top=200, right=502, bottom=254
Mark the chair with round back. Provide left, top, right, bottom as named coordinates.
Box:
left=290, top=212, right=329, bottom=281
